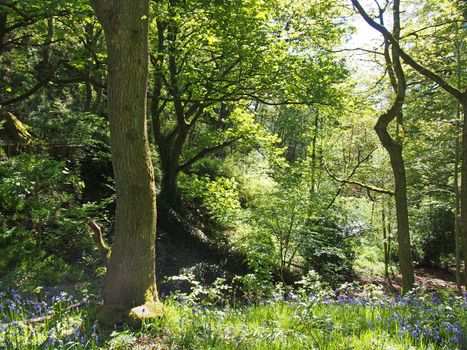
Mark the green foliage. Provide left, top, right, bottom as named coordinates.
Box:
left=179, top=173, right=241, bottom=226
left=0, top=154, right=97, bottom=288
left=108, top=331, right=137, bottom=350
left=300, top=219, right=363, bottom=286
left=412, top=204, right=455, bottom=268
left=28, top=102, right=109, bottom=156
left=0, top=289, right=101, bottom=349
left=155, top=285, right=466, bottom=350
left=0, top=3, right=465, bottom=347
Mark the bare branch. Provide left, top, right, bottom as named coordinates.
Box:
left=86, top=218, right=111, bottom=260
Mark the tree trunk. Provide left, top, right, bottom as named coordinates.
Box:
left=92, top=0, right=158, bottom=308
left=0, top=13, right=6, bottom=54
left=375, top=124, right=415, bottom=293
left=351, top=3, right=467, bottom=290
left=382, top=203, right=389, bottom=278
left=160, top=161, right=180, bottom=206
left=158, top=141, right=183, bottom=207
left=372, top=0, right=415, bottom=294
left=310, top=112, right=319, bottom=193
left=461, top=100, right=467, bottom=290
left=454, top=100, right=462, bottom=292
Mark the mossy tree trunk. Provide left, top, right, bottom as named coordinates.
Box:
left=92, top=0, right=158, bottom=308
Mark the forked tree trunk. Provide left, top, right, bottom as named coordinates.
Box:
left=92, top=0, right=158, bottom=307
left=373, top=0, right=415, bottom=293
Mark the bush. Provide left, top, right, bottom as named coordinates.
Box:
left=0, top=154, right=97, bottom=288
left=412, top=205, right=455, bottom=268
left=300, top=220, right=364, bottom=286
left=179, top=173, right=241, bottom=227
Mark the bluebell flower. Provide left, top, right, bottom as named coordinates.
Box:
left=47, top=330, right=55, bottom=346
left=72, top=327, right=80, bottom=339
left=11, top=290, right=19, bottom=300
left=92, top=323, right=99, bottom=343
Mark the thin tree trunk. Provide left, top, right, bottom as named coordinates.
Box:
left=92, top=0, right=158, bottom=308
left=84, top=79, right=92, bottom=112
left=461, top=100, right=467, bottom=290
left=454, top=95, right=462, bottom=292
left=382, top=203, right=389, bottom=278
left=0, top=13, right=6, bottom=54
left=387, top=200, right=393, bottom=276
left=310, top=112, right=319, bottom=193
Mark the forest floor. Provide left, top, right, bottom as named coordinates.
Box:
left=358, top=267, right=462, bottom=296
left=1, top=267, right=466, bottom=349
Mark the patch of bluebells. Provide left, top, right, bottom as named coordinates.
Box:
left=169, top=280, right=466, bottom=349
left=0, top=288, right=102, bottom=349
left=286, top=287, right=467, bottom=349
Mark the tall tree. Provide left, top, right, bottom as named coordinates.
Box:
left=150, top=0, right=346, bottom=206
left=352, top=0, right=467, bottom=290
left=374, top=0, right=415, bottom=293
left=92, top=0, right=158, bottom=309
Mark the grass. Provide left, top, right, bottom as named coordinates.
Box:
left=157, top=293, right=466, bottom=350
left=0, top=286, right=466, bottom=349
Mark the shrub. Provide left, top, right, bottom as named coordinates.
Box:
left=300, top=220, right=364, bottom=286
left=0, top=154, right=96, bottom=288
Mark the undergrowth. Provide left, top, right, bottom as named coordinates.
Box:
left=0, top=277, right=466, bottom=349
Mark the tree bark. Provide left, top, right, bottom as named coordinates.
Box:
left=461, top=99, right=467, bottom=290
left=375, top=125, right=415, bottom=292
left=0, top=12, right=6, bottom=54
left=310, top=112, right=319, bottom=193
left=454, top=23, right=463, bottom=292
left=92, top=0, right=158, bottom=308
left=382, top=204, right=389, bottom=278
left=159, top=144, right=182, bottom=206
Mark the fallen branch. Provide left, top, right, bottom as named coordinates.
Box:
left=87, top=218, right=111, bottom=259
left=14, top=295, right=100, bottom=325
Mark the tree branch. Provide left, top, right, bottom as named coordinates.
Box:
left=324, top=163, right=394, bottom=196
left=86, top=218, right=111, bottom=260
left=351, top=0, right=463, bottom=101
left=179, top=137, right=240, bottom=173
left=0, top=78, right=50, bottom=106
